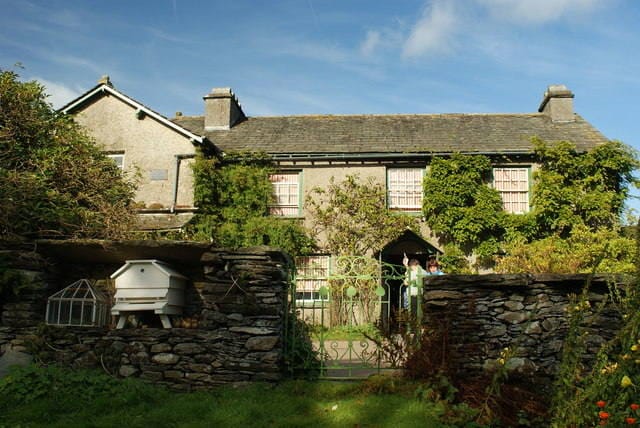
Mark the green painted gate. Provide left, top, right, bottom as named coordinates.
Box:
left=285, top=256, right=423, bottom=379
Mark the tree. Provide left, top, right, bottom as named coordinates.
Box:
left=306, top=174, right=419, bottom=256
left=0, top=69, right=137, bottom=240
left=306, top=174, right=419, bottom=325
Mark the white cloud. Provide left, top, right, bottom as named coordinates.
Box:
left=32, top=77, right=81, bottom=109
left=402, top=0, right=458, bottom=59
left=360, top=30, right=381, bottom=57
left=476, top=0, right=604, bottom=24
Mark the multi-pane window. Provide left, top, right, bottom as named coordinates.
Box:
left=269, top=172, right=300, bottom=216
left=295, top=255, right=330, bottom=302
left=388, top=168, right=424, bottom=211
left=493, top=167, right=530, bottom=214
left=106, top=153, right=124, bottom=171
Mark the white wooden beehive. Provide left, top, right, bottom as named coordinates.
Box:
left=110, top=259, right=188, bottom=328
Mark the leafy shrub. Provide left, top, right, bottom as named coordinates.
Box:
left=496, top=225, right=636, bottom=274
left=0, top=364, right=162, bottom=412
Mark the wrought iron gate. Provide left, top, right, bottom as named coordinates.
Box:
left=285, top=256, right=423, bottom=379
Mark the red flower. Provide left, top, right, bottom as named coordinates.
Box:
left=599, top=411, right=610, bottom=420
left=632, top=403, right=640, bottom=411
left=597, top=401, right=607, bottom=408
left=627, top=417, right=637, bottom=425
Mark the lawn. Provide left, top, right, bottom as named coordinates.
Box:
left=0, top=366, right=481, bottom=428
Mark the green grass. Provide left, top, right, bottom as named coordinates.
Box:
left=0, top=366, right=482, bottom=428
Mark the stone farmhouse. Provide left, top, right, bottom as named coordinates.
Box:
left=61, top=79, right=608, bottom=299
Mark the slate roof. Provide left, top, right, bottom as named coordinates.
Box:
left=173, top=113, right=608, bottom=156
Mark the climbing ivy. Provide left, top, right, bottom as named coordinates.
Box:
left=187, top=151, right=316, bottom=256
left=531, top=138, right=638, bottom=237
left=422, top=153, right=506, bottom=262
left=422, top=139, right=639, bottom=272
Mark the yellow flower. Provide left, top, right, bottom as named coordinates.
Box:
left=498, top=358, right=506, bottom=365
left=635, top=359, right=640, bottom=365
left=632, top=345, right=639, bottom=352
left=623, top=354, right=631, bottom=360
left=621, top=375, right=634, bottom=388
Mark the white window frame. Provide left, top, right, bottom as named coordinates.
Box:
left=106, top=153, right=125, bottom=171
left=493, top=167, right=530, bottom=214
left=295, top=255, right=330, bottom=303
left=387, top=167, right=425, bottom=211
left=269, top=172, right=301, bottom=217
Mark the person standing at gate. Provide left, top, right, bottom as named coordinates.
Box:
left=402, top=254, right=426, bottom=312
left=426, top=259, right=445, bottom=276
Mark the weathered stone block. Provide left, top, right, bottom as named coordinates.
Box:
left=151, top=353, right=180, bottom=365
left=174, top=343, right=204, bottom=355
left=245, top=336, right=279, bottom=351
left=119, top=365, right=139, bottom=377
left=230, top=326, right=274, bottom=335
left=497, top=311, right=528, bottom=324
left=150, top=343, right=172, bottom=353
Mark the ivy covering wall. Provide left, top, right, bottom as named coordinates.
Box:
left=422, top=139, right=639, bottom=273
left=187, top=151, right=315, bottom=257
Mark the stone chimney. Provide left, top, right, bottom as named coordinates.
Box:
left=203, top=87, right=246, bottom=130
left=538, top=84, right=575, bottom=122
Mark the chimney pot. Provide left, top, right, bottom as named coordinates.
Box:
left=538, top=84, right=575, bottom=122
left=98, top=75, right=112, bottom=87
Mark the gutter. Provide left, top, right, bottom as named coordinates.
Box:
left=268, top=150, right=533, bottom=162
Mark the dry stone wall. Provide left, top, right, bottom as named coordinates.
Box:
left=0, top=243, right=292, bottom=389
left=423, top=274, right=623, bottom=384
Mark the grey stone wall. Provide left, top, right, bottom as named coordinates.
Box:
left=0, top=244, right=292, bottom=389
left=422, top=274, right=623, bottom=384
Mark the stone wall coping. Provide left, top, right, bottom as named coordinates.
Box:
left=424, top=273, right=626, bottom=289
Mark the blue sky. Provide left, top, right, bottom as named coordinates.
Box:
left=2, top=0, right=640, bottom=208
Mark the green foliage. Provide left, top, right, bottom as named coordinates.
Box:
left=0, top=365, right=160, bottom=413
left=0, top=365, right=479, bottom=427
left=438, top=244, right=472, bottom=274
left=425, top=141, right=638, bottom=272
left=0, top=69, right=137, bottom=240
left=496, top=225, right=637, bottom=274
left=284, top=311, right=320, bottom=378
left=188, top=150, right=315, bottom=256
left=531, top=138, right=639, bottom=237
left=422, top=154, right=505, bottom=259
left=306, top=174, right=418, bottom=255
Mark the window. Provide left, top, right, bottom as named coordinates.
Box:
left=106, top=153, right=124, bottom=171
left=387, top=168, right=424, bottom=211
left=269, top=172, right=300, bottom=216
left=295, top=255, right=330, bottom=302
left=493, top=167, right=530, bottom=214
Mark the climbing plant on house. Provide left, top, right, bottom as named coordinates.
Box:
left=422, top=140, right=639, bottom=272
left=306, top=174, right=418, bottom=324
left=188, top=150, right=316, bottom=256
left=421, top=153, right=508, bottom=265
